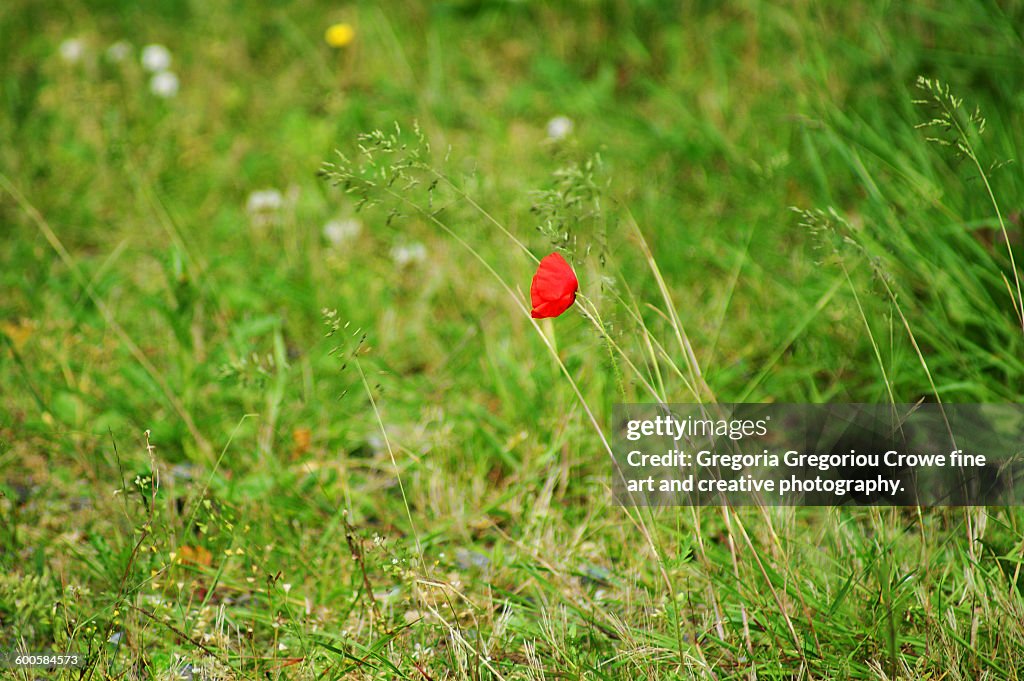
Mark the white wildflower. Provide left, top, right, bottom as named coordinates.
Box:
left=391, top=242, right=427, bottom=266
left=106, top=41, right=131, bottom=63
left=59, top=38, right=85, bottom=63
left=141, top=43, right=172, bottom=72
left=546, top=115, right=574, bottom=141
left=246, top=189, right=284, bottom=215
left=149, top=71, right=179, bottom=98
left=322, top=218, right=362, bottom=247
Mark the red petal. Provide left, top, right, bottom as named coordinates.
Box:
left=530, top=253, right=578, bottom=318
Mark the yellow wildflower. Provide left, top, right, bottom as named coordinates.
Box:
left=325, top=23, right=355, bottom=48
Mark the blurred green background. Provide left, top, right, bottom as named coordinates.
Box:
left=2, top=1, right=1024, bottom=679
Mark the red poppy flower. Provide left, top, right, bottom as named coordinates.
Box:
left=530, top=252, right=578, bottom=318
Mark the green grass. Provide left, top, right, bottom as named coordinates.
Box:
left=2, top=0, right=1024, bottom=678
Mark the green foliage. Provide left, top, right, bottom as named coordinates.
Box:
left=2, top=0, right=1024, bottom=679
left=0, top=571, right=57, bottom=643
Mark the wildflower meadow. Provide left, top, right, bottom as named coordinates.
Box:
left=2, top=2, right=1024, bottom=679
